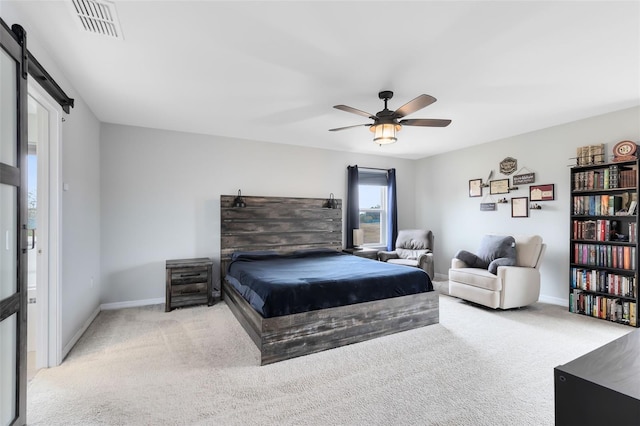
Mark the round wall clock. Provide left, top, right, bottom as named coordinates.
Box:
left=613, top=140, right=637, bottom=157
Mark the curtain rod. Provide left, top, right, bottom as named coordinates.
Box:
left=350, top=166, right=390, bottom=172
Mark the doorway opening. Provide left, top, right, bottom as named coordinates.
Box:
left=26, top=81, right=62, bottom=378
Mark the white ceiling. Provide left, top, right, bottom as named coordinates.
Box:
left=5, top=1, right=640, bottom=159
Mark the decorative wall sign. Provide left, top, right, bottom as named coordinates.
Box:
left=511, top=197, right=529, bottom=218
left=469, top=179, right=482, bottom=197
left=499, top=157, right=517, bottom=175
left=490, top=179, right=510, bottom=194
left=530, top=184, right=555, bottom=201
left=480, top=203, right=497, bottom=211
left=513, top=172, right=535, bottom=185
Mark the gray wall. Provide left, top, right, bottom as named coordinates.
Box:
left=99, top=124, right=417, bottom=304
left=416, top=106, right=640, bottom=304
left=60, top=96, right=101, bottom=347
left=101, top=107, right=639, bottom=307
left=2, top=3, right=103, bottom=352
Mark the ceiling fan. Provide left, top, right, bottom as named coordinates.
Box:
left=329, top=90, right=451, bottom=145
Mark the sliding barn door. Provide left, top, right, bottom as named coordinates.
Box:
left=0, top=20, right=28, bottom=426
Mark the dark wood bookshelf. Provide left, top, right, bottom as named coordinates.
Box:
left=569, top=158, right=639, bottom=327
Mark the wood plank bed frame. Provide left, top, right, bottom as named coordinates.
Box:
left=220, top=194, right=439, bottom=365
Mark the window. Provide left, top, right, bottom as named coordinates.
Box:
left=359, top=183, right=387, bottom=247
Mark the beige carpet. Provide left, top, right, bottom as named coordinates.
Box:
left=27, top=288, right=630, bottom=425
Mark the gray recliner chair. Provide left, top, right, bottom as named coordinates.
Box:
left=378, top=229, right=434, bottom=279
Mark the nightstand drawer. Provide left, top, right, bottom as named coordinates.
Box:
left=171, top=268, right=209, bottom=285
left=171, top=294, right=208, bottom=308
left=171, top=282, right=207, bottom=296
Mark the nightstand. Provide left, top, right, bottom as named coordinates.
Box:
left=165, top=258, right=213, bottom=312
left=342, top=247, right=379, bottom=260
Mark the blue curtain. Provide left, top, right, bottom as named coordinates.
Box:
left=387, top=168, right=398, bottom=250
left=346, top=165, right=359, bottom=248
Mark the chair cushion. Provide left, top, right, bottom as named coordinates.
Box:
left=477, top=235, right=516, bottom=263
left=395, top=248, right=430, bottom=260
left=387, top=258, right=419, bottom=268
left=454, top=235, right=516, bottom=274
left=454, top=250, right=489, bottom=269
left=488, top=257, right=517, bottom=274
left=396, top=229, right=433, bottom=259
left=449, top=268, right=502, bottom=291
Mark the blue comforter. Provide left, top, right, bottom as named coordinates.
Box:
left=226, top=249, right=433, bottom=318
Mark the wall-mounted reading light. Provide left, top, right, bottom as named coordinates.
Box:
left=324, top=193, right=337, bottom=209
left=233, top=189, right=246, bottom=208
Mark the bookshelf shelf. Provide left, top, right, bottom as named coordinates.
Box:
left=570, top=157, right=639, bottom=327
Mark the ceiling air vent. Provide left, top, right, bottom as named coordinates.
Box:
left=70, top=0, right=123, bottom=40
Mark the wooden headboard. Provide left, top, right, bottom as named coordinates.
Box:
left=220, top=195, right=343, bottom=278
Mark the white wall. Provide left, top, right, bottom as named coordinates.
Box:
left=60, top=97, right=101, bottom=348
left=100, top=124, right=417, bottom=304
left=417, top=106, right=640, bottom=305
left=102, top=107, right=640, bottom=306
left=2, top=4, right=102, bottom=353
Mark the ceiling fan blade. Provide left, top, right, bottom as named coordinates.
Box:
left=333, top=105, right=375, bottom=119
left=399, top=118, right=452, bottom=127
left=393, top=94, right=437, bottom=118
left=329, top=123, right=371, bottom=132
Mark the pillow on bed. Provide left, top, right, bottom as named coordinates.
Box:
left=231, top=251, right=280, bottom=261
left=291, top=248, right=339, bottom=257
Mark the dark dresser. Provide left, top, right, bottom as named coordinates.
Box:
left=554, top=329, right=640, bottom=424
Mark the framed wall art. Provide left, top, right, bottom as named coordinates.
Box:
left=490, top=179, right=510, bottom=195
left=469, top=179, right=482, bottom=197
left=530, top=184, right=555, bottom=201
left=511, top=197, right=529, bottom=218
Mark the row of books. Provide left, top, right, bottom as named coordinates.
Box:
left=572, top=219, right=625, bottom=241
left=570, top=267, right=636, bottom=298
left=573, top=243, right=637, bottom=270
left=569, top=289, right=637, bottom=326
left=576, top=144, right=605, bottom=166
left=572, top=165, right=637, bottom=190
left=619, top=169, right=637, bottom=188
left=572, top=194, right=627, bottom=216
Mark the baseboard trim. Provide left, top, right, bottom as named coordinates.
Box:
left=100, top=297, right=165, bottom=311
left=539, top=294, right=568, bottom=307
left=434, top=273, right=449, bottom=281
left=62, top=304, right=100, bottom=360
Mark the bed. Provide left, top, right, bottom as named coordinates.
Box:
left=220, top=194, right=439, bottom=365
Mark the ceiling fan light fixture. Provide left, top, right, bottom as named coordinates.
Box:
left=331, top=91, right=450, bottom=144
left=371, top=123, right=401, bottom=145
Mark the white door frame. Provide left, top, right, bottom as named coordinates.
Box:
left=27, top=79, right=62, bottom=367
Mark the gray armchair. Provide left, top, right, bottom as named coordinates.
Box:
left=378, top=229, right=434, bottom=279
